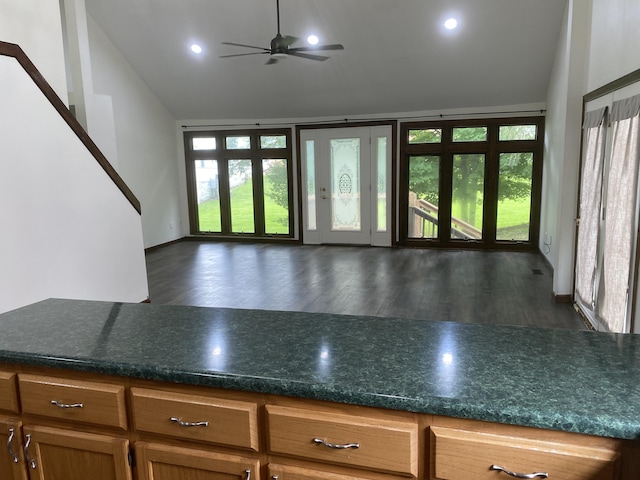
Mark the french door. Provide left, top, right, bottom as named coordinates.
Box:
left=300, top=126, right=392, bottom=246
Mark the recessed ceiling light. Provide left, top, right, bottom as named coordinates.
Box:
left=190, top=44, right=203, bottom=54
left=307, top=35, right=319, bottom=45
left=444, top=18, right=458, bottom=30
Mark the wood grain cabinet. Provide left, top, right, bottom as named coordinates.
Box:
left=0, top=416, right=28, bottom=480
left=266, top=405, right=418, bottom=478
left=21, top=425, right=131, bottom=480
left=1, top=367, right=638, bottom=480
left=18, top=374, right=127, bottom=430
left=0, top=371, right=19, bottom=413
left=135, top=441, right=259, bottom=480
left=131, top=387, right=259, bottom=451
left=430, top=425, right=621, bottom=480
left=267, top=463, right=409, bottom=480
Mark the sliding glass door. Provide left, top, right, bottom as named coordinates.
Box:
left=575, top=95, right=640, bottom=333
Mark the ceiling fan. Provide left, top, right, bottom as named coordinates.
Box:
left=219, top=0, right=344, bottom=65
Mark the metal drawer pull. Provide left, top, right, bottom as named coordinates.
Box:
left=51, top=400, right=84, bottom=409
left=6, top=428, right=19, bottom=463
left=313, top=437, right=360, bottom=449
left=244, top=469, right=251, bottom=480
left=170, top=417, right=209, bottom=427
left=491, top=465, right=548, bottom=479
left=24, top=434, right=36, bottom=469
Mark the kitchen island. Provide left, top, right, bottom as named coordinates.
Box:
left=1, top=298, right=639, bottom=480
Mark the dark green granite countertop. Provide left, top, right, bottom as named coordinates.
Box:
left=1, top=298, right=639, bottom=440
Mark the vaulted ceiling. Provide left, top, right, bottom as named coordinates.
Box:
left=85, top=0, right=568, bottom=120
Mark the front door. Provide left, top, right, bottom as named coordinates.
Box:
left=300, top=126, right=391, bottom=245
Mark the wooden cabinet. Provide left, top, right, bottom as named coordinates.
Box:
left=18, top=374, right=127, bottom=430
left=131, top=387, right=259, bottom=451
left=20, top=425, right=131, bottom=480
left=135, top=442, right=259, bottom=480
left=267, top=463, right=408, bottom=480
left=266, top=405, right=418, bottom=478
left=0, top=416, right=28, bottom=480
left=430, top=425, right=621, bottom=480
left=0, top=372, right=19, bottom=413
left=0, top=367, right=637, bottom=480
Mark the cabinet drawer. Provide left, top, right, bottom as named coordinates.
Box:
left=266, top=405, right=418, bottom=477
left=268, top=463, right=408, bottom=480
left=430, top=426, right=620, bottom=480
left=131, top=387, right=259, bottom=451
left=0, top=371, right=19, bottom=413
left=18, top=374, right=127, bottom=429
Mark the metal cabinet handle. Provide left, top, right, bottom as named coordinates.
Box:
left=6, top=428, right=19, bottom=463
left=23, top=434, right=36, bottom=469
left=491, top=465, right=549, bottom=479
left=170, top=417, right=209, bottom=427
left=51, top=400, right=84, bottom=409
left=313, top=437, right=360, bottom=449
left=244, top=469, right=251, bottom=480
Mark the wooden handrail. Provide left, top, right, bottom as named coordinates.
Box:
left=0, top=41, right=141, bottom=214
left=411, top=197, right=482, bottom=240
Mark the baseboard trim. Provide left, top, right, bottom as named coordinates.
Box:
left=553, top=293, right=573, bottom=304
left=144, top=237, right=185, bottom=253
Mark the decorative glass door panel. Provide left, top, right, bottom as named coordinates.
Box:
left=330, top=138, right=361, bottom=231
left=376, top=137, right=388, bottom=232
left=301, top=126, right=391, bottom=245
left=451, top=154, right=485, bottom=240
left=305, top=140, right=317, bottom=231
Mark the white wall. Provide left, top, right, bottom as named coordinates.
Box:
left=86, top=15, right=182, bottom=248
left=588, top=0, right=640, bottom=91
left=0, top=56, right=149, bottom=313
left=0, top=0, right=68, bottom=104
left=540, top=0, right=591, bottom=296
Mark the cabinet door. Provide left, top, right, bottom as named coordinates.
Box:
left=135, top=441, right=259, bottom=480
left=22, top=425, right=131, bottom=480
left=0, top=417, right=28, bottom=480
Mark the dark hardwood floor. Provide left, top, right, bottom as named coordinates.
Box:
left=145, top=241, right=587, bottom=330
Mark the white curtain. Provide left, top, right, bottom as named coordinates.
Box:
left=575, top=107, right=607, bottom=311
left=597, top=95, right=640, bottom=332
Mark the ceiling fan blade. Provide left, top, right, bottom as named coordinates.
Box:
left=281, top=35, right=299, bottom=46
left=290, top=44, right=344, bottom=52
left=219, top=52, right=269, bottom=58
left=221, top=42, right=269, bottom=52
left=265, top=57, right=279, bottom=65
left=288, top=51, right=329, bottom=62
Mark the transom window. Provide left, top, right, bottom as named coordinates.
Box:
left=399, top=117, right=544, bottom=249
left=184, top=129, right=293, bottom=238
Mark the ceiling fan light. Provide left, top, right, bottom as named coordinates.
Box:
left=271, top=52, right=288, bottom=59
